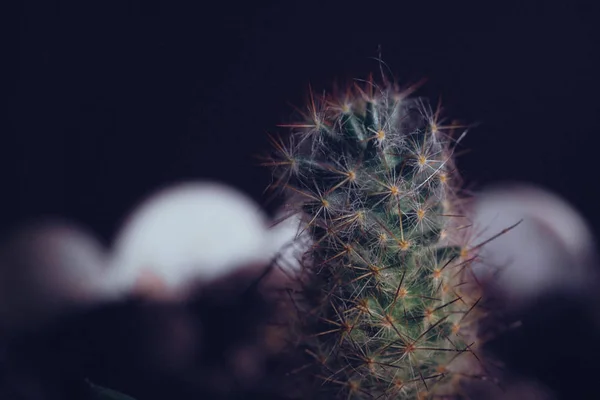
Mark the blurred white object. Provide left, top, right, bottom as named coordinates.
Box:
left=471, top=182, right=597, bottom=305
left=0, top=222, right=108, bottom=330
left=266, top=211, right=312, bottom=275
left=0, top=181, right=302, bottom=330
left=109, top=182, right=276, bottom=298
left=1, top=180, right=596, bottom=333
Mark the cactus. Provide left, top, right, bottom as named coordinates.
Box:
left=263, top=72, right=495, bottom=399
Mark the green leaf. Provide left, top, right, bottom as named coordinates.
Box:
left=85, top=379, right=137, bottom=400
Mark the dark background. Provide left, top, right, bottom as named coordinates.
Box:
left=7, top=1, right=600, bottom=399
left=9, top=0, right=600, bottom=242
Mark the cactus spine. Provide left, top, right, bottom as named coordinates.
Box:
left=265, top=72, right=488, bottom=399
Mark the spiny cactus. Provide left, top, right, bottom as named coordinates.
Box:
left=263, top=73, right=497, bottom=399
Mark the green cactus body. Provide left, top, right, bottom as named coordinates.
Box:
left=265, top=74, right=486, bottom=399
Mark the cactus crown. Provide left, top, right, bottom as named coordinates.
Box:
left=264, top=72, right=487, bottom=399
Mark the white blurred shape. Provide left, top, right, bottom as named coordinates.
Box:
left=471, top=183, right=596, bottom=304
left=0, top=181, right=313, bottom=329
left=109, top=182, right=272, bottom=297
left=0, top=222, right=108, bottom=330
left=266, top=211, right=313, bottom=275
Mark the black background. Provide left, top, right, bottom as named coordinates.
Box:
left=7, top=1, right=600, bottom=399
left=10, top=0, right=600, bottom=243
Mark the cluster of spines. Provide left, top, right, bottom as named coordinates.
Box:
left=263, top=74, right=486, bottom=399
